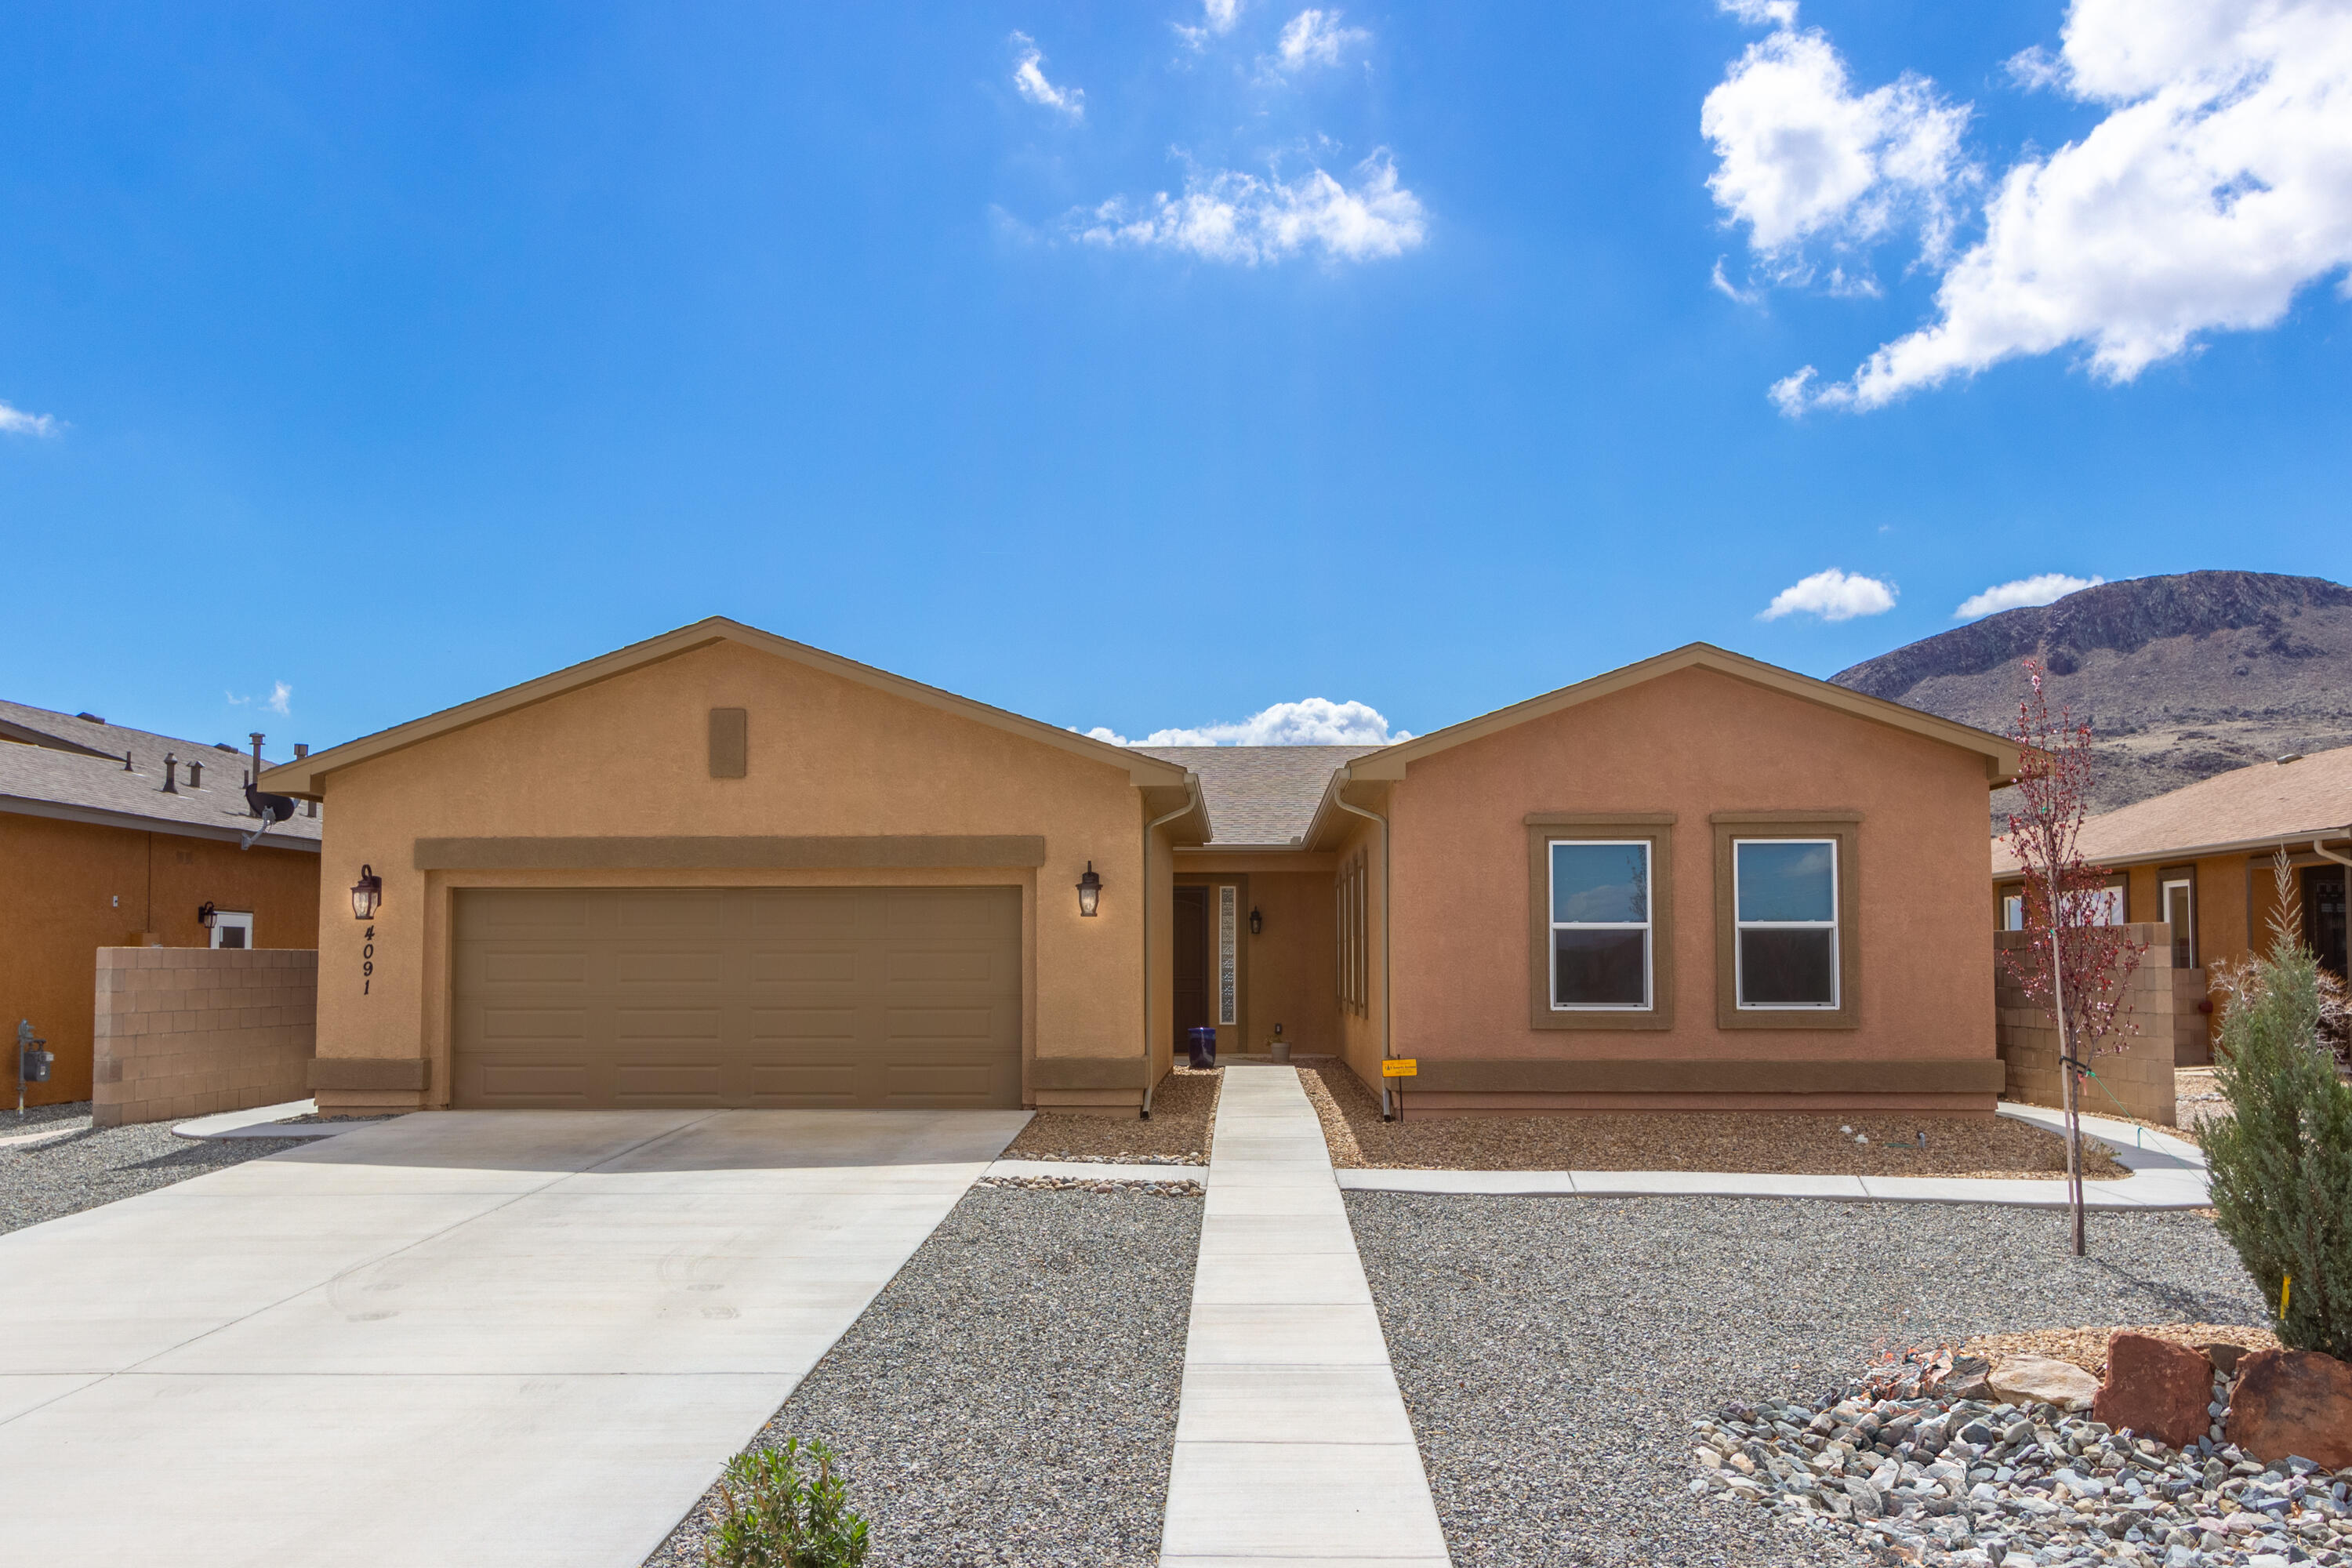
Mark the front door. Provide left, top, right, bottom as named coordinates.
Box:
left=2303, top=866, right=2348, bottom=978
left=1172, top=885, right=1210, bottom=1036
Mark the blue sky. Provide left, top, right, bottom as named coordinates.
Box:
left=2, top=0, right=2347, bottom=753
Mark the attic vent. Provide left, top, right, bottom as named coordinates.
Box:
left=2278, top=751, right=2306, bottom=764
left=214, top=742, right=238, bottom=753
left=75, top=712, right=104, bottom=724
left=710, top=708, right=749, bottom=779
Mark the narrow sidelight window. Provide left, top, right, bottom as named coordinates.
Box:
left=1733, top=839, right=1838, bottom=1007
left=1549, top=840, right=1651, bottom=1009
left=2161, top=876, right=2194, bottom=968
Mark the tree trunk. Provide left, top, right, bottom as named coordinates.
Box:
left=2052, top=920, right=2086, bottom=1256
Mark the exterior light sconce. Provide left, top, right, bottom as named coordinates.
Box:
left=350, top=866, right=383, bottom=922
left=196, top=902, right=218, bottom=931
left=1248, top=906, right=1263, bottom=936
left=1076, top=862, right=1102, bottom=917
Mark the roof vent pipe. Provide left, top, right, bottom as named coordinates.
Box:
left=122, top=750, right=132, bottom=772
left=76, top=713, right=105, bottom=724
left=294, top=743, right=308, bottom=759
left=188, top=760, right=203, bottom=789
left=162, top=753, right=178, bottom=793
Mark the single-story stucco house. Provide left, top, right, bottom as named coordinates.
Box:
left=263, top=618, right=2020, bottom=1117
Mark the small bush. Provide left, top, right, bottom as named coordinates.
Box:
left=2205, top=921, right=2352, bottom=1361
left=702, top=1437, right=870, bottom=1568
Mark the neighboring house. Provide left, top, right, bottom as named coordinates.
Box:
left=0, top=701, right=322, bottom=1105
left=1991, top=742, right=2352, bottom=996
left=263, top=620, right=2019, bottom=1116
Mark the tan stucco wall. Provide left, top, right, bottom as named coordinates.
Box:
left=1326, top=811, right=1388, bottom=1093
left=1385, top=665, right=1995, bottom=1109
left=310, top=640, right=1157, bottom=1109
left=0, top=812, right=318, bottom=1105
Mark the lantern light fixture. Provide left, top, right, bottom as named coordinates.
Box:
left=1248, top=906, right=1263, bottom=936
left=1076, top=862, right=1102, bottom=917
left=350, top=865, right=383, bottom=922
left=196, top=901, right=218, bottom=930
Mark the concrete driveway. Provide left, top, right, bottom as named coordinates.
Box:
left=0, top=1108, right=1026, bottom=1566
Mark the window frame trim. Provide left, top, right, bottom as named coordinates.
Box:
left=1525, top=813, right=1675, bottom=1032
left=1709, top=811, right=1861, bottom=1031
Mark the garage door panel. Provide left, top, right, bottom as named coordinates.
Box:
left=453, top=887, right=1021, bottom=1110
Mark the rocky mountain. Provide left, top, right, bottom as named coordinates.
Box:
left=1831, top=571, right=2352, bottom=824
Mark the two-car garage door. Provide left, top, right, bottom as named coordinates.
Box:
left=450, top=887, right=1022, bottom=1109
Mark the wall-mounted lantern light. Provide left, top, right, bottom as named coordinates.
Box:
left=1076, top=862, right=1102, bottom=917
left=196, top=901, right=218, bottom=931
left=1248, top=906, right=1263, bottom=936
left=350, top=865, right=383, bottom=921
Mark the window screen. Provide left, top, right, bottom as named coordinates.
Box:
left=1549, top=840, right=1650, bottom=1008
left=1733, top=839, right=1837, bottom=1008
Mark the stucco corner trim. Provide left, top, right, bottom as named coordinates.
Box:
left=310, top=1057, right=431, bottom=1092
left=412, top=835, right=1052, bottom=871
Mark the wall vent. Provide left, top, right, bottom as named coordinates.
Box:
left=710, top=709, right=750, bottom=779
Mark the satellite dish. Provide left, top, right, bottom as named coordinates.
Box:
left=239, top=732, right=300, bottom=850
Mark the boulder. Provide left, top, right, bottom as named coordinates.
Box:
left=1942, top=1355, right=1994, bottom=1400
left=2226, top=1348, right=2352, bottom=1469
left=2093, top=1333, right=2219, bottom=1449
left=2199, top=1341, right=2250, bottom=1377
left=1989, top=1355, right=2102, bottom=1411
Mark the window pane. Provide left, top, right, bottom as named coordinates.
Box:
left=1552, top=842, right=1647, bottom=924
left=1555, top=928, right=1646, bottom=1007
left=1740, top=928, right=1834, bottom=1005
left=1736, top=840, right=1835, bottom=921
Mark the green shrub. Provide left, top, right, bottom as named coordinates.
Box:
left=2205, top=918, right=2352, bottom=1360
left=702, top=1437, right=870, bottom=1568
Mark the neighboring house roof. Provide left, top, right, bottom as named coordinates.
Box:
left=1991, top=743, right=2352, bottom=877
left=262, top=617, right=1211, bottom=842
left=0, top=702, right=321, bottom=851
left=1135, top=746, right=1386, bottom=846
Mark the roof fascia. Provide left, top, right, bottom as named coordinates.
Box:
left=0, top=793, right=323, bottom=851
left=262, top=618, right=1191, bottom=798
left=1347, top=644, right=2021, bottom=786
left=1993, top=826, right=2352, bottom=879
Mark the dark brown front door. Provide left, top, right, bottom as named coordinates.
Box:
left=2303, top=866, right=2348, bottom=978
left=1173, top=884, right=1210, bottom=1035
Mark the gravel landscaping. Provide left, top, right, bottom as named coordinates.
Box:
left=1350, top=1191, right=2264, bottom=1566
left=645, top=1185, right=1200, bottom=1568
left=0, top=1102, right=302, bottom=1236
left=1001, top=1065, right=1220, bottom=1164
left=1301, top=1063, right=2124, bottom=1179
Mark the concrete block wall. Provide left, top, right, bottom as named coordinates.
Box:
left=92, top=947, right=318, bottom=1128
left=1995, top=923, right=2178, bottom=1126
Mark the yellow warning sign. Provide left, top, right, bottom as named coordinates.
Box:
left=1381, top=1058, right=1418, bottom=1077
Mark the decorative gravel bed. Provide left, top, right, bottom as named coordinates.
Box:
left=1302, top=1063, right=2124, bottom=1178
left=1001, top=1066, right=1220, bottom=1164
left=645, top=1185, right=1200, bottom=1568
left=1348, top=1192, right=2263, bottom=1566
left=0, top=1102, right=302, bottom=1236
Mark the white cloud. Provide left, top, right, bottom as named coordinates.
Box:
left=1271, top=9, right=1367, bottom=72
left=1176, top=0, right=1246, bottom=49
left=1071, top=149, right=1425, bottom=263
left=1010, top=32, right=1083, bottom=120
left=1954, top=573, right=2105, bottom=619
left=267, top=681, right=292, bottom=716
left=1086, top=697, right=1409, bottom=747
left=1773, top=0, right=2352, bottom=413
left=1759, top=568, right=1899, bottom=622
left=1720, top=0, right=1799, bottom=27
left=1701, top=17, right=1973, bottom=272
left=0, top=400, right=59, bottom=437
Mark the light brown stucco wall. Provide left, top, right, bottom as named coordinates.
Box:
left=0, top=812, right=317, bottom=1105
left=1385, top=666, right=1994, bottom=1105
left=310, top=641, right=1156, bottom=1109
left=1241, top=869, right=1340, bottom=1058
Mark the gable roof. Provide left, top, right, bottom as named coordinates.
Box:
left=1304, top=643, right=2020, bottom=848
left=0, top=700, right=321, bottom=850
left=261, top=618, right=1207, bottom=834
left=1134, top=745, right=1386, bottom=846
left=1991, top=742, right=2352, bottom=877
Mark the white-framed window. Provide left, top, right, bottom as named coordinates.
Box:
left=209, top=910, right=254, bottom=950
left=1733, top=839, right=1838, bottom=1009
left=1548, top=839, right=1652, bottom=1009
left=2161, top=877, right=2194, bottom=967
left=2001, top=893, right=2024, bottom=932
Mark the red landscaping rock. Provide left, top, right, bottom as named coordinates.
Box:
left=2226, top=1348, right=2352, bottom=1469
left=2092, top=1332, right=2213, bottom=1449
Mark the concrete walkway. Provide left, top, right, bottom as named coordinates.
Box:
left=1335, top=1103, right=2210, bottom=1210
left=1162, top=1065, right=1448, bottom=1568
left=0, top=1108, right=1025, bottom=1567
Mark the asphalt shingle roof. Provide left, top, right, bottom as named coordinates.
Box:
left=1134, top=745, right=1386, bottom=845
left=0, top=699, right=321, bottom=846
left=1991, top=741, right=2352, bottom=875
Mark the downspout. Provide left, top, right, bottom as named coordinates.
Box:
left=1330, top=768, right=1395, bottom=1120
left=1138, top=775, right=1203, bottom=1121
left=2313, top=830, right=2352, bottom=873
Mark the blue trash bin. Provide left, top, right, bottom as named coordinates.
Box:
left=1186, top=1025, right=1218, bottom=1070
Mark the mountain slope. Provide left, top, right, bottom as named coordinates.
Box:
left=1831, top=571, right=2352, bottom=819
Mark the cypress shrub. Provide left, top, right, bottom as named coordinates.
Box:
left=2205, top=921, right=2352, bottom=1360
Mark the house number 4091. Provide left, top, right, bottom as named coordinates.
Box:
left=362, top=926, right=375, bottom=996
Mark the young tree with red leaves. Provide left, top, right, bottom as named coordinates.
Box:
left=2001, top=661, right=2144, bottom=1257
